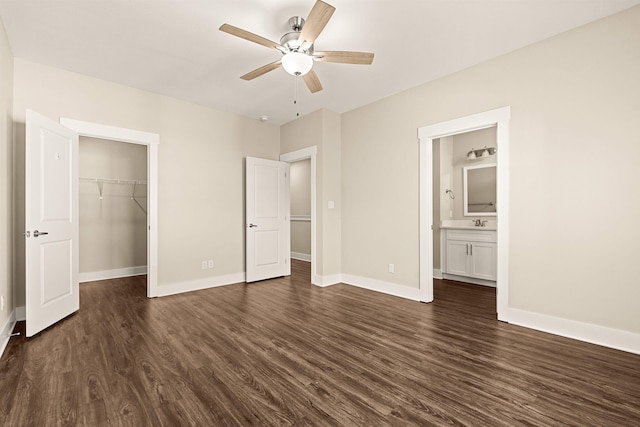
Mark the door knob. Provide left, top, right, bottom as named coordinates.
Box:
left=33, top=230, right=49, bottom=237
left=248, top=224, right=258, bottom=228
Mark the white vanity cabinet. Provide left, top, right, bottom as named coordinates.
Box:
left=442, top=228, right=496, bottom=284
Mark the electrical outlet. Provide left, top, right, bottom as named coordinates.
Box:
left=208, top=260, right=214, bottom=269
left=389, top=264, right=395, bottom=273
left=201, top=260, right=207, bottom=270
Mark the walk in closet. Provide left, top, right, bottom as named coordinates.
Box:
left=79, top=137, right=148, bottom=282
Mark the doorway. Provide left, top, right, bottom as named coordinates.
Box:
left=418, top=107, right=510, bottom=320
left=289, top=158, right=312, bottom=267
left=280, top=146, right=318, bottom=285
left=60, top=118, right=160, bottom=298
left=78, top=137, right=148, bottom=284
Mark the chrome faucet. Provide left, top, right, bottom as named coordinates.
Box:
left=474, top=219, right=488, bottom=227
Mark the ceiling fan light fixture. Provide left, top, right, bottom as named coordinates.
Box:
left=282, top=51, right=313, bottom=76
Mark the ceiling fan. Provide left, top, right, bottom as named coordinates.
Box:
left=219, top=0, right=374, bottom=94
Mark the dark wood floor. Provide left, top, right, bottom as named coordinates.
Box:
left=1, top=260, right=639, bottom=426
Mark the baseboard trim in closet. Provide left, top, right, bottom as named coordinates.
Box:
left=291, top=252, right=311, bottom=262
left=79, top=266, right=147, bottom=283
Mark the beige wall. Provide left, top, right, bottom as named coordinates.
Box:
left=13, top=59, right=280, bottom=305
left=79, top=137, right=147, bottom=273
left=290, top=159, right=311, bottom=256
left=281, top=109, right=341, bottom=278
left=342, top=6, right=640, bottom=333
left=0, top=20, right=13, bottom=327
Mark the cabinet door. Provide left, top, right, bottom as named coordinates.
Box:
left=446, top=240, right=469, bottom=276
left=469, top=242, right=496, bottom=280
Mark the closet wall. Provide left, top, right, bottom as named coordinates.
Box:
left=79, top=137, right=147, bottom=279
left=290, top=159, right=311, bottom=261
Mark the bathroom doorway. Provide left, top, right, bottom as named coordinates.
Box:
left=418, top=107, right=510, bottom=320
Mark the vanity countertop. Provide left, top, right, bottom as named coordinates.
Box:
left=440, top=225, right=497, bottom=231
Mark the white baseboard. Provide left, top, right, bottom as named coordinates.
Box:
left=291, top=252, right=311, bottom=262
left=155, top=272, right=246, bottom=297
left=341, top=274, right=421, bottom=301
left=80, top=266, right=147, bottom=283
left=312, top=273, right=341, bottom=287
left=503, top=307, right=640, bottom=355
left=433, top=268, right=442, bottom=279
left=0, top=309, right=17, bottom=359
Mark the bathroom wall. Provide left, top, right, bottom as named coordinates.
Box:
left=451, top=127, right=497, bottom=220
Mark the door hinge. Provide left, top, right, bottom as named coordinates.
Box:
left=24, top=231, right=30, bottom=238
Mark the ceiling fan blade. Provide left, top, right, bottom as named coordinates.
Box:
left=241, top=60, right=282, bottom=80
left=313, top=51, right=374, bottom=65
left=298, top=1, right=335, bottom=48
left=219, top=23, right=284, bottom=51
left=303, top=70, right=323, bottom=93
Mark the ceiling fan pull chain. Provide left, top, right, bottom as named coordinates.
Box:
left=294, top=75, right=300, bottom=117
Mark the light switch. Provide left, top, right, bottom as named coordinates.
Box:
left=328, top=201, right=335, bottom=209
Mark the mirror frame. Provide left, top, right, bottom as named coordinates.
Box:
left=463, top=163, right=497, bottom=216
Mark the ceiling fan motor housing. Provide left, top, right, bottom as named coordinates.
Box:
left=288, top=16, right=305, bottom=31
left=281, top=17, right=313, bottom=54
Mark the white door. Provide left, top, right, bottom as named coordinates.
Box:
left=25, top=110, right=79, bottom=337
left=246, top=157, right=290, bottom=282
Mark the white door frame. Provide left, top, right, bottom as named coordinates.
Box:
left=280, top=146, right=318, bottom=285
left=60, top=118, right=160, bottom=298
left=418, top=107, right=510, bottom=319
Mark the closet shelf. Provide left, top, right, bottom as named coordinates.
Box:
left=80, top=177, right=147, bottom=185
left=80, top=177, right=147, bottom=215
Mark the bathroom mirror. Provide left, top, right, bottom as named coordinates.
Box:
left=463, top=164, right=497, bottom=216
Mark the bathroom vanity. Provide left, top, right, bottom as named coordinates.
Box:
left=441, top=225, right=496, bottom=286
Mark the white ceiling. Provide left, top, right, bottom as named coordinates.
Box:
left=0, top=0, right=638, bottom=125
